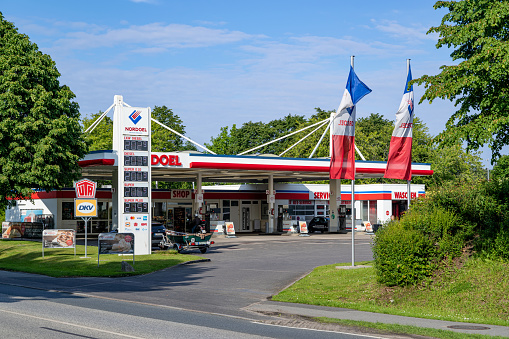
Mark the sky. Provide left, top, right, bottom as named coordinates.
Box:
left=0, top=0, right=495, bottom=167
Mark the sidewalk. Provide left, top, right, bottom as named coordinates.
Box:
left=246, top=300, right=509, bottom=337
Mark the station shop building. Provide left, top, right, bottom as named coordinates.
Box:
left=6, top=150, right=430, bottom=235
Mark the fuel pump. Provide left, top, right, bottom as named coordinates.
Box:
left=338, top=204, right=347, bottom=233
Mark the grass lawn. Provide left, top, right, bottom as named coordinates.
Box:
left=272, top=259, right=509, bottom=327
left=0, top=240, right=202, bottom=277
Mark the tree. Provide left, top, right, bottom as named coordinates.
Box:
left=206, top=114, right=306, bottom=155
left=414, top=0, right=509, bottom=162
left=151, top=105, right=196, bottom=152
left=82, top=112, right=113, bottom=151
left=0, top=13, right=88, bottom=207
left=491, top=155, right=509, bottom=181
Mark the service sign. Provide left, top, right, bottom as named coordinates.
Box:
left=43, top=229, right=75, bottom=248
left=75, top=198, right=98, bottom=217
left=98, top=232, right=134, bottom=254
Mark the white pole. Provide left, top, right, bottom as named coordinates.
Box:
left=350, top=55, right=355, bottom=267
left=406, top=59, right=411, bottom=210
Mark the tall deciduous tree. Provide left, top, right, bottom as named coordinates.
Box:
left=0, top=13, right=88, bottom=207
left=82, top=112, right=113, bottom=151
left=414, top=0, right=509, bottom=161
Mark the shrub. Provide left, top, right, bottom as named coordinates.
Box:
left=373, top=221, right=437, bottom=286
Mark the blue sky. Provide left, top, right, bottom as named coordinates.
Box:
left=2, top=0, right=493, bottom=166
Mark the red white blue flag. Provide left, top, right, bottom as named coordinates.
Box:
left=330, top=66, right=372, bottom=180
left=384, top=65, right=414, bottom=180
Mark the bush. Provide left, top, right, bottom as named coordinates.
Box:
left=373, top=177, right=509, bottom=287
left=373, top=221, right=437, bottom=286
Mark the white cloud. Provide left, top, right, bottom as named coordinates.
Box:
left=54, top=23, right=264, bottom=51
left=372, top=19, right=437, bottom=42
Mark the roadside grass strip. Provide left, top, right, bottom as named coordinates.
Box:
left=272, top=260, right=509, bottom=327
left=0, top=240, right=201, bottom=277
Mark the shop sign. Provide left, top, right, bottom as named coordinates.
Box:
left=172, top=189, right=192, bottom=199
left=299, top=221, right=308, bottom=234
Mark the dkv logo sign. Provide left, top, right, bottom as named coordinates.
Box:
left=75, top=199, right=98, bottom=217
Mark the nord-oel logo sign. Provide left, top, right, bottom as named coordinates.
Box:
left=129, top=110, right=142, bottom=125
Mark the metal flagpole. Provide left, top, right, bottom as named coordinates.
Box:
left=351, top=55, right=355, bottom=267
left=406, top=59, right=411, bottom=210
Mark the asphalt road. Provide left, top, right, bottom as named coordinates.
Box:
left=64, top=233, right=374, bottom=318
left=0, top=284, right=377, bottom=339
left=0, top=233, right=379, bottom=338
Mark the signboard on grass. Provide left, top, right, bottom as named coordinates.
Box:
left=98, top=232, right=134, bottom=254
left=42, top=229, right=76, bottom=248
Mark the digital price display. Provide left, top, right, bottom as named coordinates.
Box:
left=124, top=140, right=148, bottom=151
left=124, top=187, right=148, bottom=197
left=124, top=202, right=149, bottom=213
left=124, top=171, right=149, bottom=182
left=124, top=156, right=148, bottom=167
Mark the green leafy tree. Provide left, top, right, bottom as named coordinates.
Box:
left=206, top=114, right=306, bottom=155
left=414, top=0, right=509, bottom=162
left=0, top=13, right=88, bottom=207
left=82, top=112, right=113, bottom=151
left=491, top=154, right=509, bottom=181
left=151, top=105, right=196, bottom=152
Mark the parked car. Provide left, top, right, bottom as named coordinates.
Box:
left=151, top=222, right=167, bottom=248
left=308, top=217, right=329, bottom=233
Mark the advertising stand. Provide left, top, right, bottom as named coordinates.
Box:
left=97, top=232, right=135, bottom=267
left=299, top=221, right=309, bottom=237
left=42, top=229, right=76, bottom=258
left=225, top=222, right=236, bottom=238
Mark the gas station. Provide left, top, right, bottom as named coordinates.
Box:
left=5, top=95, right=433, bottom=255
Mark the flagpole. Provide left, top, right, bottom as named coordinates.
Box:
left=406, top=59, right=411, bottom=210
left=350, top=55, right=356, bottom=267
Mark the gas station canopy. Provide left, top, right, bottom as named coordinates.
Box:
left=80, top=150, right=433, bottom=184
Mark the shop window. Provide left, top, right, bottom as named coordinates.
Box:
left=223, top=207, right=230, bottom=221
left=62, top=202, right=74, bottom=220
left=223, top=200, right=230, bottom=207
left=231, top=201, right=239, bottom=207
left=153, top=202, right=166, bottom=222
left=242, top=201, right=251, bottom=204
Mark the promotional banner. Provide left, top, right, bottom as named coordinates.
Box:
left=299, top=221, right=309, bottom=234
left=225, top=222, right=236, bottom=237
left=330, top=66, right=372, bottom=180
left=384, top=64, right=414, bottom=180
left=42, top=229, right=76, bottom=248
left=98, top=232, right=134, bottom=254
left=2, top=222, right=23, bottom=239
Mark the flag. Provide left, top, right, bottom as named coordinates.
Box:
left=384, top=65, right=414, bottom=180
left=330, top=66, right=372, bottom=180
